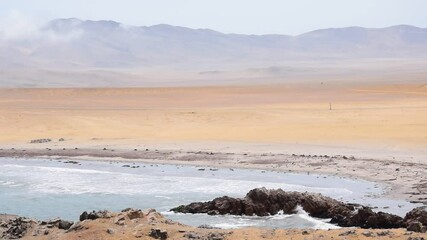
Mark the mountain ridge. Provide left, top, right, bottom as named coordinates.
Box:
left=1, top=18, right=427, bottom=69
left=47, top=18, right=426, bottom=37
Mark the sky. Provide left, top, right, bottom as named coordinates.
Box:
left=0, top=0, right=426, bottom=35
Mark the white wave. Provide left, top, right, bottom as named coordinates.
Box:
left=0, top=180, right=16, bottom=186
left=211, top=222, right=253, bottom=229
left=296, top=206, right=340, bottom=230
left=2, top=165, right=353, bottom=196
left=2, top=164, right=27, bottom=168
left=155, top=195, right=172, bottom=200
left=1, top=161, right=354, bottom=197
left=268, top=210, right=294, bottom=220
left=36, top=166, right=116, bottom=175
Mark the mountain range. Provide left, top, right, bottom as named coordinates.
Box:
left=1, top=18, right=427, bottom=69
left=1, top=19, right=426, bottom=87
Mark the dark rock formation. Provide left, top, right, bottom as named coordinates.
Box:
left=58, top=220, right=74, bottom=230
left=40, top=218, right=74, bottom=230
left=405, top=207, right=427, bottom=225
left=149, top=228, right=168, bottom=239
left=407, top=221, right=427, bottom=233
left=334, top=207, right=404, bottom=229
left=405, top=206, right=427, bottom=233
left=79, top=210, right=112, bottom=221
left=171, top=187, right=409, bottom=230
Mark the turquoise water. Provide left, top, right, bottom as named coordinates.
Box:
left=0, top=157, right=418, bottom=229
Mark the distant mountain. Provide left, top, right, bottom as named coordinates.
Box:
left=1, top=19, right=426, bottom=69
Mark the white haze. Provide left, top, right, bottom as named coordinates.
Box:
left=0, top=11, right=82, bottom=42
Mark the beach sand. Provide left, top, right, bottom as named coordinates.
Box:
left=0, top=83, right=426, bottom=205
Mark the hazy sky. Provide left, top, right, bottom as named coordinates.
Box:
left=0, top=0, right=426, bottom=35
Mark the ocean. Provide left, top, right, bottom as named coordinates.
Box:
left=0, top=157, right=418, bottom=229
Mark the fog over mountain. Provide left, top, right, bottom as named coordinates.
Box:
left=1, top=18, right=426, bottom=87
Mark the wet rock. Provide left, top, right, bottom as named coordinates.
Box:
left=405, top=206, right=427, bottom=226
left=407, top=221, right=427, bottom=233
left=172, top=188, right=406, bottom=229
left=63, top=160, right=79, bottom=164
left=149, top=228, right=168, bottom=239
left=336, top=207, right=404, bottom=229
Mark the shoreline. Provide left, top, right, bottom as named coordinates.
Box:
left=1, top=146, right=426, bottom=206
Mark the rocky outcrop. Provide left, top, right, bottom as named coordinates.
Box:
left=332, top=207, right=405, bottom=229
left=0, top=217, right=36, bottom=239
left=79, top=210, right=112, bottom=221
left=171, top=187, right=424, bottom=231
left=405, top=206, right=427, bottom=233
left=171, top=188, right=352, bottom=218
left=1, top=208, right=426, bottom=239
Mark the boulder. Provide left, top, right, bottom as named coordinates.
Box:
left=407, top=221, right=427, bottom=233
left=405, top=206, right=427, bottom=225
left=79, top=210, right=112, bottom=221
left=149, top=228, right=168, bottom=239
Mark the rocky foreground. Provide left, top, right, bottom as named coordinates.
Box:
left=1, top=188, right=426, bottom=240
left=0, top=208, right=426, bottom=240
left=172, top=188, right=427, bottom=232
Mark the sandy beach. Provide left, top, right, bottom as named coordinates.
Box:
left=0, top=83, right=426, bottom=205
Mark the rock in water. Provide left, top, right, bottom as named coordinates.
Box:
left=171, top=187, right=407, bottom=229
